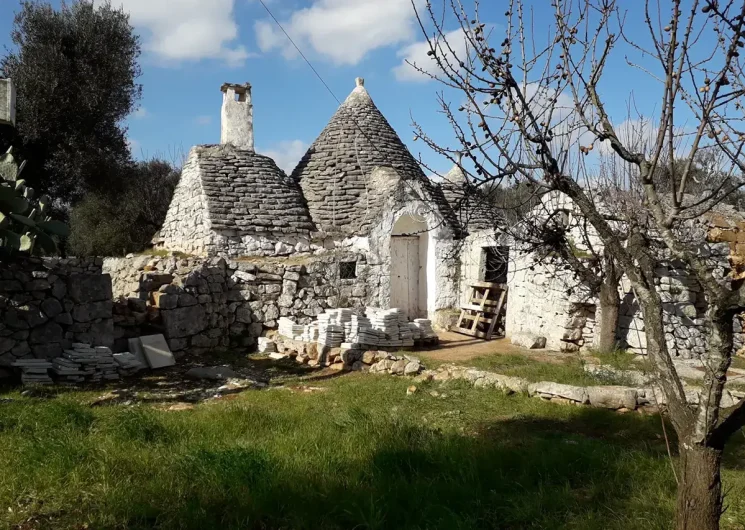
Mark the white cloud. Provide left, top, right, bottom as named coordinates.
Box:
left=260, top=139, right=309, bottom=174
left=256, top=0, right=424, bottom=65
left=194, top=115, right=212, bottom=125
left=127, top=137, right=141, bottom=154
left=110, top=0, right=250, bottom=65
left=132, top=106, right=148, bottom=119
left=393, top=28, right=471, bottom=82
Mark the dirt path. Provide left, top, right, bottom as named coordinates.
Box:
left=420, top=331, right=574, bottom=364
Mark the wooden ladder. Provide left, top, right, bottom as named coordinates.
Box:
left=453, top=281, right=507, bottom=340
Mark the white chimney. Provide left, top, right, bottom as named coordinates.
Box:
left=220, top=82, right=253, bottom=152
left=0, top=79, right=16, bottom=127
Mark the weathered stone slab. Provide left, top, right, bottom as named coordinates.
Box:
left=587, top=386, right=638, bottom=410
left=127, top=337, right=148, bottom=366
left=139, top=334, right=175, bottom=369
left=511, top=332, right=547, bottom=349
left=528, top=381, right=589, bottom=403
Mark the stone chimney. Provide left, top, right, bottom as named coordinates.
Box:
left=220, top=82, right=253, bottom=152
left=0, top=79, right=16, bottom=127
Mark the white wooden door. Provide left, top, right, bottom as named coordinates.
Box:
left=390, top=236, right=419, bottom=319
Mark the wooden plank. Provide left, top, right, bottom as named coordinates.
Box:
left=460, top=303, right=499, bottom=312
left=469, top=297, right=499, bottom=307
left=469, top=280, right=505, bottom=289
left=483, top=289, right=507, bottom=340
left=457, top=313, right=493, bottom=324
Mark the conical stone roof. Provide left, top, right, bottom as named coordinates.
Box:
left=292, top=78, right=461, bottom=237
left=196, top=144, right=315, bottom=234
left=439, top=162, right=498, bottom=232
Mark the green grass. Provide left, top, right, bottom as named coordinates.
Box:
left=732, top=356, right=745, bottom=371
left=0, top=373, right=743, bottom=529
left=420, top=352, right=638, bottom=387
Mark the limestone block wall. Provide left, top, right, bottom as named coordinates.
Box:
left=103, top=252, right=369, bottom=356
left=505, top=251, right=594, bottom=350
left=0, top=257, right=113, bottom=369
left=159, top=150, right=214, bottom=256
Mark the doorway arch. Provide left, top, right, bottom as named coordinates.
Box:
left=390, top=214, right=430, bottom=319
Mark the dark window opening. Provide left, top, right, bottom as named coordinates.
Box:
left=234, top=91, right=246, bottom=102
left=339, top=261, right=357, bottom=280
left=483, top=246, right=509, bottom=284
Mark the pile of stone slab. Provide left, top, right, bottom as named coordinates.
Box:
left=12, top=359, right=54, bottom=385
left=56, top=344, right=121, bottom=383
left=257, top=337, right=276, bottom=354
left=113, top=353, right=147, bottom=377
left=317, top=309, right=351, bottom=348
left=411, top=319, right=437, bottom=339
left=278, top=317, right=306, bottom=340
left=277, top=308, right=438, bottom=356
left=11, top=343, right=149, bottom=386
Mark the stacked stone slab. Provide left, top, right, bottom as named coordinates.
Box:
left=292, top=78, right=462, bottom=238
left=160, top=144, right=317, bottom=257
left=12, top=359, right=53, bottom=385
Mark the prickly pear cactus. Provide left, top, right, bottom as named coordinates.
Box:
left=0, top=146, right=68, bottom=255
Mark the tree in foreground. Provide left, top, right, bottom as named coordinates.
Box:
left=411, top=0, right=745, bottom=528
left=0, top=0, right=142, bottom=205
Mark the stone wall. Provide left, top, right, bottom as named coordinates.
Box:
left=0, top=257, right=113, bottom=371
left=505, top=247, right=745, bottom=358
left=103, top=252, right=369, bottom=356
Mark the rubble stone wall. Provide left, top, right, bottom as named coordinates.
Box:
left=506, top=248, right=745, bottom=358
left=0, top=257, right=114, bottom=370
left=103, top=252, right=369, bottom=356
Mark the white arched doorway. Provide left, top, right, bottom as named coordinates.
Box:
left=390, top=214, right=430, bottom=319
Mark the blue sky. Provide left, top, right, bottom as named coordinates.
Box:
left=0, top=0, right=695, bottom=177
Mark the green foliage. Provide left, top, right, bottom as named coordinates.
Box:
left=0, top=0, right=142, bottom=204
left=0, top=373, right=742, bottom=529
left=0, top=146, right=68, bottom=255
left=68, top=158, right=179, bottom=256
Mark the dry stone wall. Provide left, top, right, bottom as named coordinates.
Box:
left=103, top=253, right=369, bottom=356
left=506, top=245, right=745, bottom=358
left=0, top=257, right=113, bottom=372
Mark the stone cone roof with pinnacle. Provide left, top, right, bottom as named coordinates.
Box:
left=291, top=78, right=462, bottom=237
left=439, top=161, right=499, bottom=232
left=196, top=144, right=315, bottom=235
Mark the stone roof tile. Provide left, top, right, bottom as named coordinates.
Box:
left=194, top=144, right=315, bottom=235
left=291, top=78, right=462, bottom=237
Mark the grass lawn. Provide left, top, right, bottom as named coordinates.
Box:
left=0, top=369, right=744, bottom=530
left=417, top=350, right=643, bottom=387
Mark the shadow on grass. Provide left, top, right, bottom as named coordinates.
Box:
left=92, top=410, right=742, bottom=530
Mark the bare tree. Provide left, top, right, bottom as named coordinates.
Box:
left=411, top=0, right=745, bottom=528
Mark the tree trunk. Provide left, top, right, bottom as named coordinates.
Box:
left=596, top=276, right=620, bottom=353
left=595, top=251, right=620, bottom=354
left=675, top=441, right=723, bottom=530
